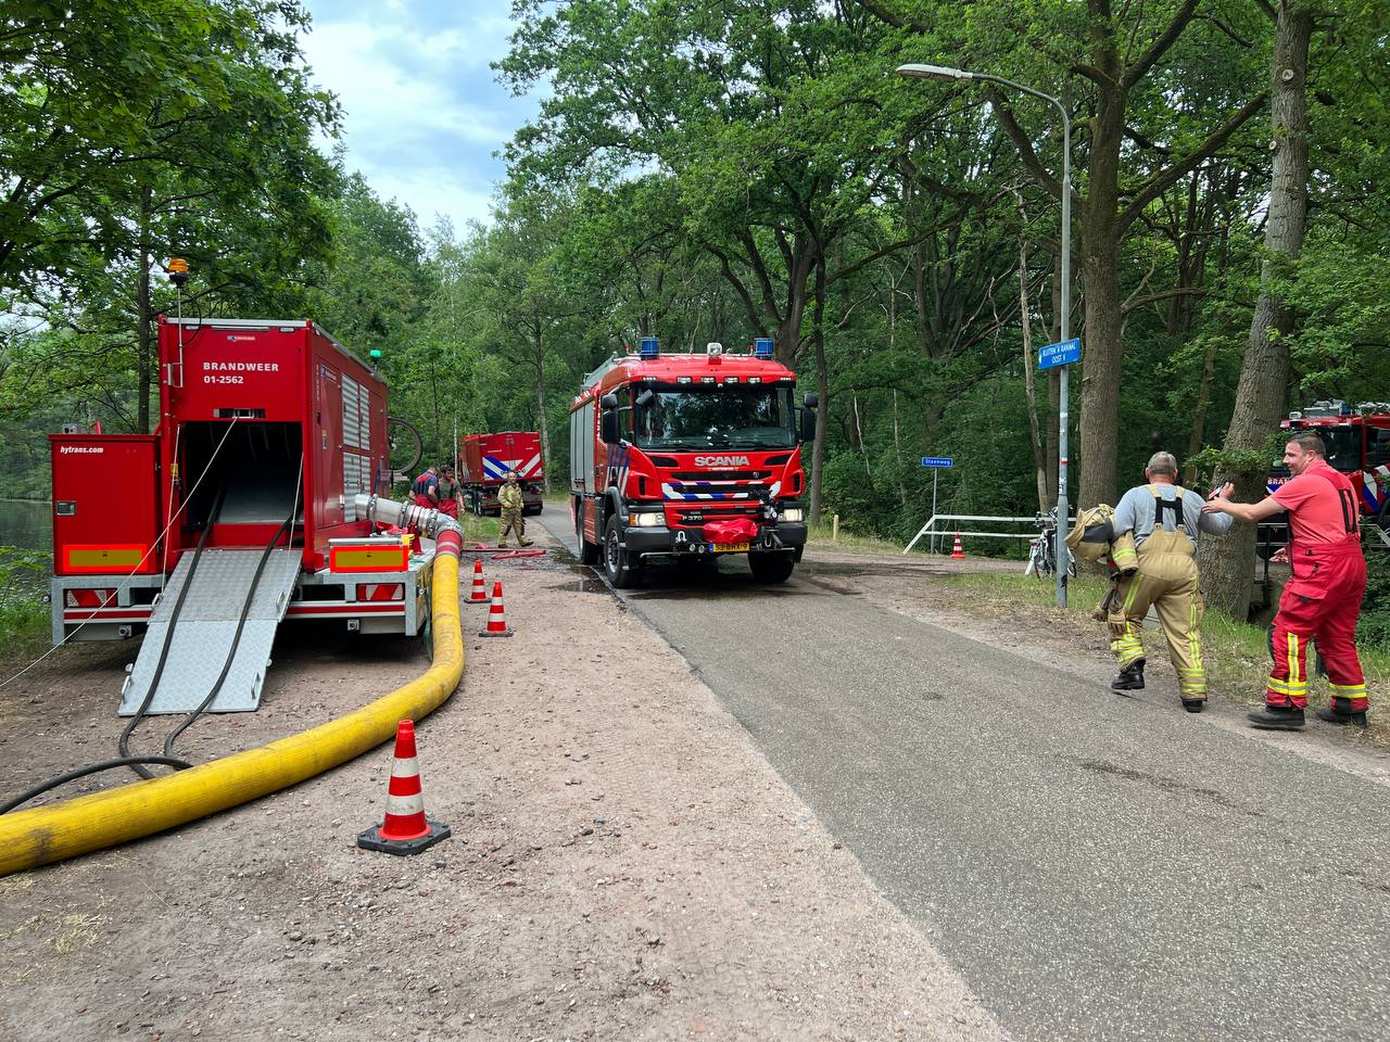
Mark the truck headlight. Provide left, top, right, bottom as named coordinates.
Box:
left=780, top=508, right=803, bottom=522
left=628, top=511, right=664, bottom=527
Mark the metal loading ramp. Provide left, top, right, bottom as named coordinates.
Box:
left=118, top=548, right=301, bottom=716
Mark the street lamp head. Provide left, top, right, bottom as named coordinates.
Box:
left=895, top=63, right=974, bottom=82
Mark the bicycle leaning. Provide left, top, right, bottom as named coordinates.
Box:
left=1024, top=509, right=1076, bottom=578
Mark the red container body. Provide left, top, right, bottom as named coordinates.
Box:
left=158, top=317, right=389, bottom=572
left=50, top=434, right=161, bottom=576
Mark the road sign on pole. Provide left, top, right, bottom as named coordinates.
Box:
left=1038, top=338, right=1081, bottom=371
left=920, top=456, right=954, bottom=468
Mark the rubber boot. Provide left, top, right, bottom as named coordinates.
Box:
left=1181, top=698, right=1204, bottom=714
left=1110, top=659, right=1145, bottom=692
left=1248, top=704, right=1305, bottom=730
left=1315, top=705, right=1369, bottom=727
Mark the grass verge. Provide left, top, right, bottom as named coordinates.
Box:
left=806, top=522, right=909, bottom=556
left=0, top=547, right=50, bottom=662
left=947, top=571, right=1390, bottom=743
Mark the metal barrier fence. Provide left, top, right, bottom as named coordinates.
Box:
left=902, top=514, right=1069, bottom=556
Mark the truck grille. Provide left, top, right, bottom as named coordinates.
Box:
left=670, top=470, right=769, bottom=482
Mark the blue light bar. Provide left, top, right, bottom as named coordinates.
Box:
left=753, top=337, right=774, bottom=358
left=638, top=335, right=660, bottom=358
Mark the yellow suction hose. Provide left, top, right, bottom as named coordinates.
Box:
left=0, top=533, right=463, bottom=878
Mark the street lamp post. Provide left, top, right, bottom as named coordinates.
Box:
left=897, top=63, right=1072, bottom=607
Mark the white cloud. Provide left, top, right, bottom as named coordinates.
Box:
left=300, top=3, right=531, bottom=232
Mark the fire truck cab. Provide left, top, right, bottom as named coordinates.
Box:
left=569, top=337, right=813, bottom=587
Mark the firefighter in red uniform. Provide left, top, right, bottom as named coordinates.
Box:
left=411, top=465, right=439, bottom=510
left=1204, top=431, right=1369, bottom=729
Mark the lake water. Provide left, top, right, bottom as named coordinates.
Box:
left=0, top=499, right=51, bottom=550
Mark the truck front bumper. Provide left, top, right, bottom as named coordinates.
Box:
left=625, top=520, right=807, bottom=558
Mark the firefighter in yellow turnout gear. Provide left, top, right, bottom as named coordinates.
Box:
left=497, top=471, right=532, bottom=548
left=1106, top=452, right=1233, bottom=713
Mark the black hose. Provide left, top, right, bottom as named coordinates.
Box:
left=161, top=513, right=293, bottom=757
left=0, top=757, right=193, bottom=815
left=118, top=487, right=225, bottom=779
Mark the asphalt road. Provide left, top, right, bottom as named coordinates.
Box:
left=540, top=505, right=1390, bottom=1041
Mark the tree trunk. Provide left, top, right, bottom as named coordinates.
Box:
left=1017, top=200, right=1049, bottom=512
left=136, top=184, right=154, bottom=434
left=1183, top=334, right=1221, bottom=485
left=535, top=331, right=551, bottom=493
left=808, top=258, right=829, bottom=525
left=1199, top=0, right=1312, bottom=619
left=1077, top=44, right=1125, bottom=509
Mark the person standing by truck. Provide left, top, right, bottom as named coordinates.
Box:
left=1204, top=431, right=1370, bottom=730
left=410, top=465, right=439, bottom=510
left=436, top=465, right=460, bottom=518
left=497, top=471, right=532, bottom=548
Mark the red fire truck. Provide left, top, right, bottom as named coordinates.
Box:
left=458, top=431, right=544, bottom=516
left=569, top=337, right=813, bottom=587
left=1272, top=400, right=1390, bottom=524
left=48, top=316, right=433, bottom=715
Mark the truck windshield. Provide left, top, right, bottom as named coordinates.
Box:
left=635, top=385, right=796, bottom=450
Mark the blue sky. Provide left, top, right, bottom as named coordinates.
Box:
left=301, top=0, right=537, bottom=233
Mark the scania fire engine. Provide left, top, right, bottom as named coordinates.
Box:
left=569, top=336, right=813, bottom=587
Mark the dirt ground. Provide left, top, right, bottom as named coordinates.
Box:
left=0, top=530, right=1005, bottom=1041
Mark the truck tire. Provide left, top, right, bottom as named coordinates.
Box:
left=748, top=551, right=795, bottom=584
left=603, top=515, right=640, bottom=588
left=576, top=500, right=600, bottom=565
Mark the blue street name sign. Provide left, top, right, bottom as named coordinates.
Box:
left=920, top=456, right=954, bottom=469
left=1038, top=337, right=1081, bottom=370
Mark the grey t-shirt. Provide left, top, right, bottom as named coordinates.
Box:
left=1112, top=483, right=1233, bottom=549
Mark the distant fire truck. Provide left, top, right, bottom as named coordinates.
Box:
left=458, top=431, right=544, bottom=516
left=569, top=337, right=813, bottom=587
left=1272, top=400, right=1390, bottom=522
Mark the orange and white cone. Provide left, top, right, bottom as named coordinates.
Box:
left=357, top=719, right=451, bottom=856
left=478, top=580, right=514, bottom=637
left=951, top=532, right=966, bottom=560
left=467, top=557, right=488, bottom=603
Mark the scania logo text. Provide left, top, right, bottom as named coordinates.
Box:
left=693, top=455, right=750, bottom=467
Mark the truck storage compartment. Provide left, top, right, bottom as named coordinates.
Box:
left=181, top=421, right=303, bottom=538
left=50, top=434, right=161, bottom=575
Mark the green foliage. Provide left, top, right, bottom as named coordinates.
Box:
left=1358, top=549, right=1390, bottom=649
left=0, top=547, right=48, bottom=654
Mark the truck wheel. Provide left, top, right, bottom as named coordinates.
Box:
left=748, top=551, right=795, bottom=584
left=576, top=502, right=600, bottom=565
left=603, top=516, right=640, bottom=588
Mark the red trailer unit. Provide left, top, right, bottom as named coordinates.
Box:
left=50, top=317, right=432, bottom=664
left=459, top=431, right=544, bottom=516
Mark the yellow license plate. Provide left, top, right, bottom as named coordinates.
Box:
left=715, top=542, right=750, bottom=553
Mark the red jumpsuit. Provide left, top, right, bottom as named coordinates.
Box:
left=1267, top=461, right=1368, bottom=714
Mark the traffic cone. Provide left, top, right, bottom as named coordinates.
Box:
left=467, top=557, right=488, bottom=603
left=478, top=580, right=514, bottom=638
left=951, top=532, right=966, bottom=560
left=357, top=720, right=451, bottom=856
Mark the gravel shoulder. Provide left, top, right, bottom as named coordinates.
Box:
left=0, top=529, right=1004, bottom=1041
